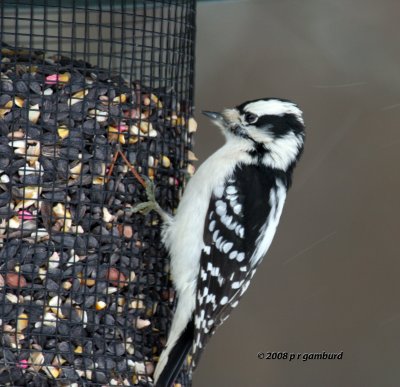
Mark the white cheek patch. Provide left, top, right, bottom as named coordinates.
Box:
left=262, top=131, right=304, bottom=170
left=245, top=126, right=274, bottom=144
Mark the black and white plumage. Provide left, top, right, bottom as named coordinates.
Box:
left=146, top=98, right=305, bottom=386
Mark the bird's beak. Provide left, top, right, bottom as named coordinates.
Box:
left=202, top=111, right=224, bottom=121
left=202, top=109, right=243, bottom=136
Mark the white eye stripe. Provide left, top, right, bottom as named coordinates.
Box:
left=243, top=99, right=304, bottom=124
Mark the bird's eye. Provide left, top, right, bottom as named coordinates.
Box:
left=244, top=112, right=258, bottom=124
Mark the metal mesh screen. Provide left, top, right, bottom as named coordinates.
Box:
left=0, top=1, right=196, bottom=386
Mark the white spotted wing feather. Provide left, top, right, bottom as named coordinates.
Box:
left=191, top=164, right=287, bottom=367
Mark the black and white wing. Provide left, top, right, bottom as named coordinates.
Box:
left=191, top=164, right=287, bottom=368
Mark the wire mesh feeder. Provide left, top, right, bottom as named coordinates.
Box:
left=0, top=1, right=196, bottom=386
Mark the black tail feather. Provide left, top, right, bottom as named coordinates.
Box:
left=155, top=320, right=194, bottom=387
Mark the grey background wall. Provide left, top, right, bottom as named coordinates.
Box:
left=193, top=1, right=400, bottom=386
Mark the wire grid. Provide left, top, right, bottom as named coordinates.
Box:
left=0, top=1, right=196, bottom=386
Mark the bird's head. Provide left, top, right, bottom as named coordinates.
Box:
left=203, top=98, right=305, bottom=170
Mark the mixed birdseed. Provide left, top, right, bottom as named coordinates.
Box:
left=0, top=44, right=196, bottom=386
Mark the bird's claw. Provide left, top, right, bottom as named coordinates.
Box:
left=144, top=176, right=157, bottom=203
left=132, top=176, right=166, bottom=219
left=132, top=201, right=158, bottom=215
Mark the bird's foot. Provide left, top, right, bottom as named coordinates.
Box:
left=132, top=177, right=170, bottom=222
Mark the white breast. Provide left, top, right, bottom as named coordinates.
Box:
left=162, top=138, right=253, bottom=298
